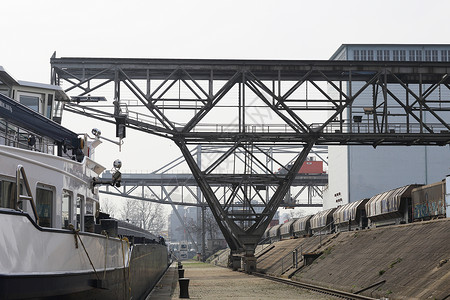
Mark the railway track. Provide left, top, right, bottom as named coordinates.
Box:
left=252, top=272, right=377, bottom=300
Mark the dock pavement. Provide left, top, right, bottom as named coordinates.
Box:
left=147, top=260, right=333, bottom=299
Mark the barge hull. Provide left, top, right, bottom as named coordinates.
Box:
left=0, top=243, right=168, bottom=299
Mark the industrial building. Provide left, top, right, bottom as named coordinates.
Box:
left=323, top=44, right=450, bottom=209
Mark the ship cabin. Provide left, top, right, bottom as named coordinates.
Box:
left=0, top=66, right=104, bottom=233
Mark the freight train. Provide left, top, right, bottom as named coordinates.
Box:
left=264, top=177, right=449, bottom=242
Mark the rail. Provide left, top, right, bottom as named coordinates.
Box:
left=190, top=122, right=450, bottom=135
left=65, top=103, right=450, bottom=135
left=0, top=119, right=55, bottom=154
left=16, top=165, right=40, bottom=225
left=252, top=272, right=377, bottom=300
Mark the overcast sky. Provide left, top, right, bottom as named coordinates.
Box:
left=3, top=0, right=449, bottom=165
left=2, top=0, right=449, bottom=83
left=2, top=0, right=450, bottom=216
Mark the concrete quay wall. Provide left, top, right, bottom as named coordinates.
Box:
left=210, top=218, right=450, bottom=299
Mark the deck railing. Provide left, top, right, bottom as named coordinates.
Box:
left=16, top=165, right=39, bottom=225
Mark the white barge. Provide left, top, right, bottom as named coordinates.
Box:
left=0, top=69, right=168, bottom=299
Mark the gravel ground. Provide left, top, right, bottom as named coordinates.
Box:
left=171, top=261, right=335, bottom=300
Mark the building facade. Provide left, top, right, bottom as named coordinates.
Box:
left=323, top=44, right=450, bottom=209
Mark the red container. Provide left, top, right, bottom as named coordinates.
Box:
left=299, top=161, right=323, bottom=174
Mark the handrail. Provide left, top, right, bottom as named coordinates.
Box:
left=16, top=165, right=40, bottom=225
left=279, top=239, right=305, bottom=274
left=0, top=120, right=54, bottom=154
left=318, top=218, right=338, bottom=247
left=279, top=218, right=340, bottom=274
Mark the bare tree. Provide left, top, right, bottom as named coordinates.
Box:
left=183, top=218, right=199, bottom=240
left=288, top=208, right=306, bottom=220
left=120, top=198, right=138, bottom=224
left=136, top=200, right=166, bottom=233
left=120, top=198, right=166, bottom=234
left=100, top=198, right=116, bottom=217
left=183, top=208, right=221, bottom=240
left=204, top=209, right=221, bottom=239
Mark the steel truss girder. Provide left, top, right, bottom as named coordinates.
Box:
left=176, top=139, right=316, bottom=253
left=51, top=58, right=450, bottom=146
left=51, top=57, right=450, bottom=258
left=102, top=172, right=327, bottom=189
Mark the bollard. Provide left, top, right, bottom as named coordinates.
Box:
left=178, top=262, right=183, bottom=269
left=178, top=268, right=185, bottom=278
left=179, top=278, right=190, bottom=298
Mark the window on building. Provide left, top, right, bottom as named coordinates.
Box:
left=393, top=50, right=399, bottom=61
left=400, top=50, right=406, bottom=61
left=62, top=190, right=72, bottom=229
left=416, top=50, right=423, bottom=61
left=368, top=50, right=374, bottom=61
left=361, top=50, right=367, bottom=60
left=376, top=50, right=383, bottom=61
left=409, top=50, right=415, bottom=61
left=441, top=50, right=448, bottom=62
left=354, top=50, right=360, bottom=60
left=36, top=186, right=53, bottom=227
left=432, top=50, right=438, bottom=61
left=416, top=50, right=422, bottom=61
left=384, top=50, right=390, bottom=61
left=425, top=50, right=432, bottom=61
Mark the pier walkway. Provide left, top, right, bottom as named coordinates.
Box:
left=148, top=260, right=333, bottom=299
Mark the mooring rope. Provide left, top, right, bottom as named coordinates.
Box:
left=70, top=224, right=100, bottom=281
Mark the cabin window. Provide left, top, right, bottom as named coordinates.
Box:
left=76, top=195, right=85, bottom=231
left=62, top=190, right=73, bottom=229
left=46, top=94, right=53, bottom=119
left=36, top=186, right=53, bottom=227
left=85, top=198, right=95, bottom=232
left=0, top=180, right=19, bottom=209
left=18, top=93, right=42, bottom=113
left=86, top=198, right=94, bottom=216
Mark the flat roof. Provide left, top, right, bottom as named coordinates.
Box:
left=0, top=66, right=69, bottom=101
left=0, top=66, right=19, bottom=86
left=17, top=80, right=65, bottom=92
left=330, top=43, right=450, bottom=60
